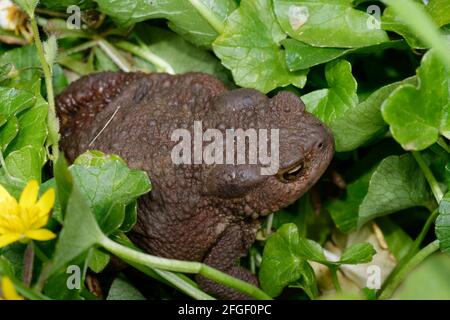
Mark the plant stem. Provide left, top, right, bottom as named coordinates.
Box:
left=265, top=213, right=274, bottom=237
left=378, top=240, right=439, bottom=300
left=437, top=137, right=450, bottom=154
left=22, top=242, right=35, bottom=287
left=329, top=266, right=342, bottom=292
left=30, top=17, right=60, bottom=160
left=382, top=0, right=450, bottom=70
left=187, top=0, right=225, bottom=34
left=100, top=236, right=271, bottom=299
left=115, top=41, right=175, bottom=74
left=408, top=208, right=439, bottom=256
left=412, top=151, right=443, bottom=203
left=97, top=38, right=132, bottom=72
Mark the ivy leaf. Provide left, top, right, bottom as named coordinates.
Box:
left=327, top=172, right=372, bottom=233
left=50, top=180, right=104, bottom=274
left=5, top=98, right=48, bottom=155
left=358, top=154, right=433, bottom=227
left=273, top=0, right=389, bottom=48
left=107, top=277, right=145, bottom=300
left=131, top=25, right=228, bottom=81
left=94, top=0, right=237, bottom=47
left=302, top=59, right=357, bottom=125
left=282, top=39, right=406, bottom=71
left=339, top=243, right=376, bottom=265
left=0, top=117, right=19, bottom=151
left=88, top=248, right=111, bottom=273
left=213, top=0, right=307, bottom=93
left=436, top=192, right=450, bottom=254
left=382, top=50, right=450, bottom=151
left=382, top=0, right=450, bottom=48
left=0, top=87, right=35, bottom=120
left=70, top=151, right=151, bottom=234
left=330, top=77, right=417, bottom=152
left=259, top=224, right=317, bottom=298
left=4, top=145, right=44, bottom=182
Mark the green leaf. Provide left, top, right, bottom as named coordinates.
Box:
left=53, top=154, right=73, bottom=221
left=327, top=173, right=371, bottom=233
left=4, top=145, right=44, bottom=182
left=358, top=154, right=433, bottom=227
left=377, top=217, right=413, bottom=261
left=297, top=238, right=328, bottom=264
left=41, top=0, right=96, bottom=10
left=0, top=117, right=19, bottom=151
left=273, top=0, right=389, bottom=48
left=13, top=0, right=38, bottom=17
left=0, top=45, right=40, bottom=90
left=71, top=151, right=151, bottom=233
left=392, top=254, right=450, bottom=299
left=382, top=0, right=450, bottom=49
left=130, top=25, right=228, bottom=81
left=94, top=0, right=237, bottom=47
left=50, top=182, right=104, bottom=274
left=259, top=223, right=316, bottom=297
left=436, top=192, right=450, bottom=253
left=303, top=59, right=357, bottom=125
left=0, top=87, right=35, bottom=120
left=339, top=243, right=376, bottom=265
left=382, top=50, right=449, bottom=150
left=329, top=77, right=416, bottom=152
left=213, top=0, right=307, bottom=93
left=283, top=39, right=407, bottom=71
left=0, top=256, right=15, bottom=277
left=88, top=248, right=111, bottom=273
left=5, top=98, right=48, bottom=155
left=107, top=277, right=145, bottom=300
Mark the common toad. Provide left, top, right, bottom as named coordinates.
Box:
left=56, top=72, right=334, bottom=299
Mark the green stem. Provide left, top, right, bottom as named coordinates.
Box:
left=380, top=208, right=439, bottom=294
left=187, top=0, right=225, bottom=34
left=100, top=236, right=271, bottom=300
left=437, top=137, right=450, bottom=154
left=329, top=267, right=341, bottom=292
left=382, top=0, right=450, bottom=70
left=30, top=17, right=60, bottom=160
left=409, top=208, right=440, bottom=256
left=412, top=151, right=443, bottom=203
left=378, top=240, right=439, bottom=300
left=265, top=213, right=274, bottom=237
left=115, top=41, right=175, bottom=74
left=58, top=40, right=98, bottom=60
left=97, top=38, right=132, bottom=72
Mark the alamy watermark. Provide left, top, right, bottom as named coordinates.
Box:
left=171, top=121, right=280, bottom=175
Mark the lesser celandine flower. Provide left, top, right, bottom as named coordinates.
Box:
left=0, top=180, right=56, bottom=248
left=0, top=276, right=23, bottom=300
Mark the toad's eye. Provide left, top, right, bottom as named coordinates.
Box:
left=277, top=160, right=304, bottom=183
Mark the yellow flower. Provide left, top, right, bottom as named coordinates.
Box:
left=1, top=276, right=24, bottom=300
left=0, top=180, right=56, bottom=248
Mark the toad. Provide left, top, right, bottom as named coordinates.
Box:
left=56, top=72, right=334, bottom=299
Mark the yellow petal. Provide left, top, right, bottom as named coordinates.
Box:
left=25, top=229, right=56, bottom=241
left=0, top=233, right=21, bottom=248
left=0, top=184, right=15, bottom=204
left=19, top=180, right=39, bottom=209
left=1, top=277, right=24, bottom=300
left=35, top=188, right=55, bottom=217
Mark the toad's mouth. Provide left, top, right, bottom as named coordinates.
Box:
left=276, top=159, right=306, bottom=183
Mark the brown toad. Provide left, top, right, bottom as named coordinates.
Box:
left=55, top=72, right=334, bottom=299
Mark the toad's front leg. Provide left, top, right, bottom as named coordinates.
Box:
left=196, top=222, right=259, bottom=299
